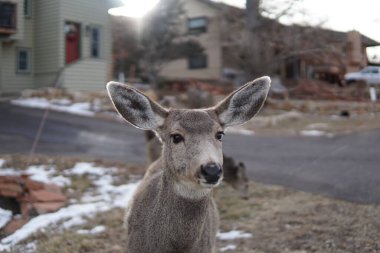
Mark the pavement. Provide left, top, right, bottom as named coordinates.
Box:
left=0, top=102, right=379, bottom=204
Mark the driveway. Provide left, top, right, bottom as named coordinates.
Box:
left=0, top=102, right=379, bottom=204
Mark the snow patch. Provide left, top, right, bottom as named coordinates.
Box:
left=11, top=98, right=95, bottom=117
left=0, top=165, right=71, bottom=187
left=220, top=244, right=237, bottom=252
left=69, top=162, right=116, bottom=176
left=300, top=130, right=334, bottom=138
left=226, top=127, right=255, bottom=136
left=217, top=230, right=252, bottom=240
left=77, top=225, right=106, bottom=235
left=0, top=162, right=139, bottom=252
left=0, top=159, right=5, bottom=168
left=0, top=208, right=12, bottom=230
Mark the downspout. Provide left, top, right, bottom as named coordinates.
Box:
left=0, top=42, right=2, bottom=95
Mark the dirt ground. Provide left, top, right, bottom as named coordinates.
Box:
left=1, top=155, right=379, bottom=253
left=243, top=99, right=380, bottom=136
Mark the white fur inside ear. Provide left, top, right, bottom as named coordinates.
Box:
left=124, top=91, right=165, bottom=129
left=106, top=82, right=167, bottom=130
left=218, top=76, right=270, bottom=127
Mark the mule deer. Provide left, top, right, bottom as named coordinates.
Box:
left=107, top=76, right=271, bottom=253
left=145, top=130, right=250, bottom=199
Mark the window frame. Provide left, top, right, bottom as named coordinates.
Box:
left=187, top=17, right=208, bottom=34
left=16, top=47, right=31, bottom=74
left=24, top=0, right=32, bottom=18
left=0, top=2, right=17, bottom=31
left=90, top=25, right=102, bottom=59
left=188, top=54, right=208, bottom=70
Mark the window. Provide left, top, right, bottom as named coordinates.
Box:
left=90, top=26, right=101, bottom=58
left=17, top=48, right=31, bottom=73
left=188, top=54, right=207, bottom=69
left=0, top=2, right=16, bottom=29
left=24, top=0, right=32, bottom=17
left=188, top=17, right=207, bottom=34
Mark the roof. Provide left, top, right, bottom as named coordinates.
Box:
left=197, top=0, right=244, bottom=13
left=107, top=0, right=124, bottom=8
left=318, top=29, right=380, bottom=47
left=198, top=0, right=380, bottom=47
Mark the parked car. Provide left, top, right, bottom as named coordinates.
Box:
left=344, top=66, right=380, bottom=85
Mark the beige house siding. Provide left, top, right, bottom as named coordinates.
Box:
left=160, top=0, right=223, bottom=81
left=0, top=0, right=123, bottom=93
left=34, top=0, right=61, bottom=88
left=0, top=0, right=34, bottom=92
left=60, top=0, right=112, bottom=90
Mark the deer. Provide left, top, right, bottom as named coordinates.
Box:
left=145, top=130, right=250, bottom=199
left=106, top=76, right=271, bottom=253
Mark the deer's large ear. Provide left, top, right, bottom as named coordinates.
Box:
left=106, top=82, right=168, bottom=130
left=211, top=76, right=271, bottom=127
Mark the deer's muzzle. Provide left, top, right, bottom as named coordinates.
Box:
left=200, top=163, right=223, bottom=185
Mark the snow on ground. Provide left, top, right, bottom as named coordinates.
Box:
left=77, top=225, right=106, bottom=235
left=0, top=162, right=139, bottom=252
left=226, top=126, right=255, bottom=136
left=11, top=98, right=95, bottom=117
left=217, top=230, right=252, bottom=240
left=0, top=165, right=71, bottom=187
left=0, top=209, right=12, bottom=230
left=220, top=244, right=237, bottom=252
left=300, top=130, right=334, bottom=138
left=0, top=159, right=5, bottom=168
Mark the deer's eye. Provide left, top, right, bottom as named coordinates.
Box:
left=171, top=134, right=184, bottom=144
left=215, top=131, right=224, bottom=141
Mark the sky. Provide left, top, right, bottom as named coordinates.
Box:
left=110, top=0, right=380, bottom=60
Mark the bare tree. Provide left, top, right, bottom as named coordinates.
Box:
left=112, top=0, right=203, bottom=89
left=221, top=0, right=343, bottom=81
left=138, top=0, right=203, bottom=88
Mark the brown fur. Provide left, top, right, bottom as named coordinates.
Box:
left=107, top=76, right=270, bottom=253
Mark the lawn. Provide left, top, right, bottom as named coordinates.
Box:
left=1, top=155, right=379, bottom=252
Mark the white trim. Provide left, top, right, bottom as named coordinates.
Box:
left=24, top=0, right=32, bottom=18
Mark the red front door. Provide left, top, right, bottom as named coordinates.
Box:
left=65, top=22, right=80, bottom=64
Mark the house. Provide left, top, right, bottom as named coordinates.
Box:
left=0, top=0, right=122, bottom=95
left=273, top=27, right=380, bottom=85
left=159, top=0, right=380, bottom=86
left=159, top=0, right=231, bottom=83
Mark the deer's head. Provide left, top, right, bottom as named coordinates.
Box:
left=107, top=77, right=270, bottom=197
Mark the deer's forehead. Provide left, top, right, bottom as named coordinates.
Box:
left=166, top=110, right=219, bottom=134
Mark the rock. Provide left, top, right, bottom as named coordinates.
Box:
left=2, top=218, right=28, bottom=235
left=30, top=190, right=66, bottom=202
left=0, top=190, right=21, bottom=198
left=25, top=179, right=44, bottom=191
left=33, top=202, right=66, bottom=214
left=0, top=183, right=23, bottom=194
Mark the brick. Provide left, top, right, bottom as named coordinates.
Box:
left=30, top=190, right=66, bottom=202
left=33, top=202, right=65, bottom=214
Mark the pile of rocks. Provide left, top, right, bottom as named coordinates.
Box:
left=0, top=175, right=67, bottom=235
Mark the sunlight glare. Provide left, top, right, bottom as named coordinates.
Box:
left=108, top=0, right=160, bottom=18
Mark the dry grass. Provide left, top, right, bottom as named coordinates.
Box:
left=2, top=156, right=380, bottom=253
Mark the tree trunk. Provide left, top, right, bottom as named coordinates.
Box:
left=246, top=0, right=264, bottom=76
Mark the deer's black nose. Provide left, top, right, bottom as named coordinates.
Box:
left=201, top=163, right=222, bottom=184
